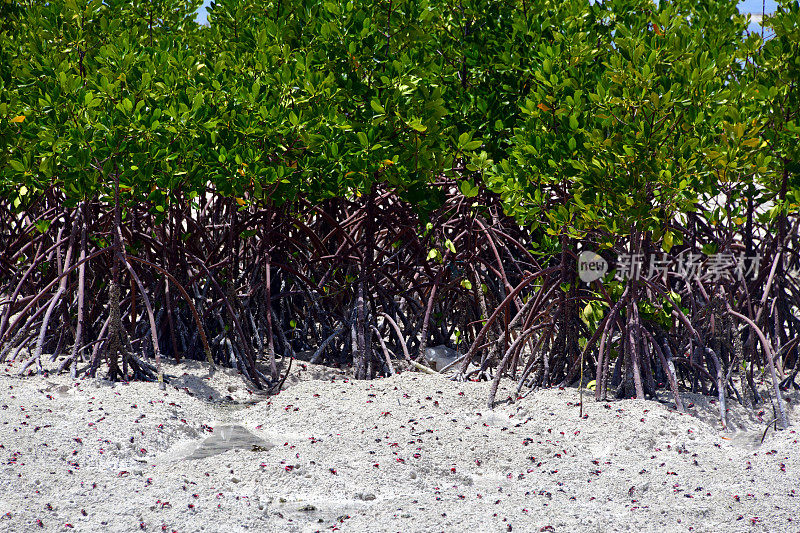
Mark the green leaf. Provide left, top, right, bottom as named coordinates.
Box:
left=370, top=100, right=385, bottom=114
left=35, top=220, right=51, bottom=234
left=464, top=140, right=483, bottom=151
left=459, top=180, right=479, bottom=198
left=702, top=243, right=717, bottom=255
left=662, top=230, right=674, bottom=252
left=192, top=93, right=204, bottom=111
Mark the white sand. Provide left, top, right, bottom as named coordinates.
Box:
left=1, top=357, right=798, bottom=533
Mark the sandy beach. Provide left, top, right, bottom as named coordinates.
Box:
left=1, top=357, right=798, bottom=533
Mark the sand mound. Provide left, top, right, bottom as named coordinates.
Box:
left=1, top=357, right=798, bottom=532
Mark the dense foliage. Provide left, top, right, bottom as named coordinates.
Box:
left=1, top=0, right=798, bottom=429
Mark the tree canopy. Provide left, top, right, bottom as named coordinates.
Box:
left=1, top=0, right=799, bottom=428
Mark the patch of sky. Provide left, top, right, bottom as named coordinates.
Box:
left=740, top=0, right=778, bottom=37
left=196, top=0, right=211, bottom=25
